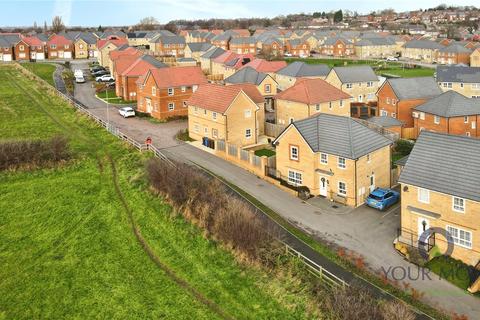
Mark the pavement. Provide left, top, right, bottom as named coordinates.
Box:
left=71, top=63, right=480, bottom=319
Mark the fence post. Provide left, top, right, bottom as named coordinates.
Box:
left=248, top=150, right=255, bottom=165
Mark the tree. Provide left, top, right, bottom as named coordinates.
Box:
left=137, top=16, right=158, bottom=30
left=164, top=22, right=177, bottom=34
left=98, top=25, right=104, bottom=32
left=312, top=12, right=322, bottom=18
left=43, top=21, right=48, bottom=32
left=51, top=16, right=65, bottom=33
left=333, top=10, right=343, bottom=23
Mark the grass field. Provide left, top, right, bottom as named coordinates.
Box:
left=0, top=65, right=315, bottom=319
left=97, top=89, right=132, bottom=105
left=285, top=57, right=435, bottom=78
left=21, top=62, right=57, bottom=86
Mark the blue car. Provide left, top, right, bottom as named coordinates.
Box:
left=365, top=188, right=400, bottom=211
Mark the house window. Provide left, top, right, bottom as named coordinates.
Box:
left=338, top=157, right=346, bottom=169
left=168, top=103, right=175, bottom=111
left=315, top=104, right=320, bottom=111
left=168, top=88, right=174, bottom=96
left=51, top=44, right=56, bottom=49
left=290, top=145, right=299, bottom=160
left=447, top=225, right=472, bottom=249
left=367, top=81, right=373, bottom=87
left=460, top=83, right=464, bottom=88
left=466, top=132, right=471, bottom=137
left=338, top=181, right=347, bottom=196
left=464, top=116, right=469, bottom=123
left=471, top=84, right=480, bottom=90
left=320, top=153, right=328, bottom=164
left=181, top=86, right=186, bottom=92
left=194, top=123, right=199, bottom=133
left=288, top=170, right=303, bottom=186
left=244, top=110, right=252, bottom=118
left=339, top=100, right=344, bottom=107
left=434, top=115, right=440, bottom=124
left=193, top=85, right=198, bottom=92
left=386, top=97, right=391, bottom=104
left=212, top=112, right=217, bottom=120
left=420, top=112, right=425, bottom=120
left=264, top=84, right=271, bottom=93
left=452, top=197, right=465, bottom=213
left=183, top=101, right=187, bottom=107
left=392, top=99, right=397, bottom=105
left=151, top=86, right=156, bottom=96
left=329, top=102, right=332, bottom=109
left=194, top=106, right=198, bottom=114
left=381, top=110, right=388, bottom=116
left=391, top=113, right=396, bottom=118
left=19, top=45, right=24, bottom=51
left=346, top=83, right=353, bottom=89
left=65, top=45, right=69, bottom=49
left=418, top=188, right=430, bottom=204
left=204, top=127, right=209, bottom=136
left=245, top=128, right=252, bottom=138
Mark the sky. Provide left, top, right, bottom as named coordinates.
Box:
left=0, top=0, right=478, bottom=27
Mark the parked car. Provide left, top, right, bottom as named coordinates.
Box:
left=74, top=69, right=83, bottom=77
left=90, top=66, right=105, bottom=73
left=75, top=75, right=86, bottom=83
left=96, top=75, right=114, bottom=82
left=365, top=188, right=400, bottom=211
left=386, top=56, right=398, bottom=61
left=92, top=70, right=109, bottom=77
left=119, top=107, right=135, bottom=118
left=284, top=53, right=293, bottom=57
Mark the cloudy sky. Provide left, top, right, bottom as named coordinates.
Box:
left=0, top=0, right=477, bottom=27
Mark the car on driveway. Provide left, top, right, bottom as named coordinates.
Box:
left=119, top=107, right=135, bottom=118
left=90, top=66, right=105, bottom=72
left=92, top=70, right=109, bottom=77
left=75, top=75, right=86, bottom=83
left=365, top=188, right=399, bottom=211
left=96, top=75, right=114, bottom=82
left=386, top=56, right=398, bottom=61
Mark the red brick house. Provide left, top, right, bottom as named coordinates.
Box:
left=240, top=58, right=287, bottom=74
left=285, top=39, right=310, bottom=56
left=13, top=38, right=30, bottom=61
left=47, top=34, right=74, bottom=59
left=413, top=91, right=480, bottom=138
left=320, top=37, right=354, bottom=57
left=136, top=66, right=208, bottom=120
left=117, top=55, right=168, bottom=101
left=23, top=36, right=45, bottom=60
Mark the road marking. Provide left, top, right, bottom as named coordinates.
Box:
left=381, top=204, right=400, bottom=218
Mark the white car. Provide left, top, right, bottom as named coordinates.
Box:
left=119, top=107, right=135, bottom=118
left=284, top=53, right=293, bottom=57
left=75, top=76, right=85, bottom=83
left=386, top=56, right=399, bottom=61
left=96, top=75, right=114, bottom=82
left=74, top=69, right=83, bottom=77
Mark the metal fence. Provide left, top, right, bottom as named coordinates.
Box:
left=217, top=139, right=226, bottom=151
left=240, top=149, right=250, bottom=162
left=227, top=144, right=237, bottom=157
left=252, top=155, right=262, bottom=168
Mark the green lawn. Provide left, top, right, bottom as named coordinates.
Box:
left=0, top=66, right=314, bottom=319
left=254, top=148, right=276, bottom=157
left=285, top=57, right=435, bottom=78
left=21, top=62, right=56, bottom=86
left=96, top=89, right=132, bottom=105
left=426, top=255, right=480, bottom=291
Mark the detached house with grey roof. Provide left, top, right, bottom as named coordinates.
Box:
left=184, top=42, right=213, bottom=60
left=436, top=65, right=480, bottom=98
left=274, top=61, right=330, bottom=90
left=398, top=131, right=480, bottom=271
left=150, top=35, right=186, bottom=57
left=224, top=66, right=277, bottom=102
left=273, top=113, right=393, bottom=207
left=229, top=36, right=257, bottom=55
left=325, top=65, right=379, bottom=103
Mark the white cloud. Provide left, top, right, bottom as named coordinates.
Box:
left=53, top=0, right=73, bottom=26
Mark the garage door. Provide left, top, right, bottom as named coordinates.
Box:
left=36, top=53, right=45, bottom=60
left=64, top=52, right=72, bottom=59
left=3, top=54, right=12, bottom=62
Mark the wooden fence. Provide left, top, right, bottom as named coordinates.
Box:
left=401, top=127, right=417, bottom=140
left=265, top=122, right=286, bottom=138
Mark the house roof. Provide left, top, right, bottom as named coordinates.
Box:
left=436, top=65, right=480, bottom=83
left=186, top=42, right=213, bottom=52
left=114, top=51, right=145, bottom=75
left=121, top=55, right=168, bottom=77
left=0, top=37, right=10, bottom=48
left=355, top=37, right=396, bottom=46
left=97, top=37, right=128, bottom=50
left=229, top=36, right=257, bottom=45
left=324, top=36, right=352, bottom=45
left=274, top=78, right=351, bottom=104
left=403, top=40, right=443, bottom=49
left=414, top=91, right=480, bottom=117
left=398, top=131, right=480, bottom=202
left=77, top=32, right=98, bottom=44
left=277, top=113, right=392, bottom=159
left=140, top=66, right=208, bottom=88
left=224, top=67, right=268, bottom=85
left=0, top=33, right=22, bottom=45
left=367, top=116, right=403, bottom=128
left=438, top=43, right=472, bottom=53
left=213, top=51, right=238, bottom=63
left=276, top=61, right=330, bottom=78
left=152, top=35, right=185, bottom=44
left=47, top=34, right=72, bottom=46
left=22, top=36, right=43, bottom=46
left=386, top=77, right=442, bottom=100
left=330, top=66, right=378, bottom=83
left=186, top=83, right=261, bottom=113
left=240, top=59, right=287, bottom=73
left=200, top=47, right=226, bottom=59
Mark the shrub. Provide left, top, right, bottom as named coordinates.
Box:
left=380, top=301, right=415, bottom=320
left=0, top=136, right=70, bottom=171
left=394, top=139, right=414, bottom=156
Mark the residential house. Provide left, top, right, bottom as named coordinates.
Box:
left=325, top=66, right=379, bottom=103
left=366, top=116, right=404, bottom=136
left=117, top=55, right=168, bottom=101
left=274, top=78, right=352, bottom=125
left=136, top=66, right=208, bottom=120
left=320, top=36, right=354, bottom=57
left=471, top=48, right=480, bottom=67
left=13, top=37, right=30, bottom=61
left=239, top=58, right=287, bottom=75
left=111, top=47, right=143, bottom=86
left=376, top=77, right=442, bottom=128
left=274, top=61, right=330, bottom=91
left=150, top=35, right=186, bottom=57
left=273, top=113, right=392, bottom=207
left=46, top=34, right=74, bottom=59
left=402, top=40, right=442, bottom=63
left=187, top=83, right=265, bottom=146
left=398, top=131, right=480, bottom=266
left=436, top=65, right=480, bottom=98
left=97, top=36, right=129, bottom=66
left=285, top=39, right=310, bottom=57
left=436, top=43, right=472, bottom=65
left=354, top=37, right=397, bottom=59
left=261, top=37, right=284, bottom=57
left=0, top=36, right=14, bottom=61
left=184, top=42, right=214, bottom=60
left=413, top=91, right=480, bottom=138
left=199, top=47, right=225, bottom=74
left=74, top=33, right=98, bottom=59
left=23, top=36, right=45, bottom=60
left=211, top=51, right=253, bottom=79
left=0, top=33, right=23, bottom=61
left=229, top=36, right=257, bottom=55
left=210, top=30, right=243, bottom=50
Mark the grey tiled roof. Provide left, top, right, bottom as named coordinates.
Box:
left=0, top=37, right=10, bottom=48
left=415, top=91, right=480, bottom=117
left=200, top=47, right=226, bottom=59
left=224, top=67, right=268, bottom=85
left=282, top=114, right=392, bottom=159
left=276, top=61, right=330, bottom=77
left=0, top=34, right=21, bottom=45
left=153, top=35, right=185, bottom=44
left=436, top=65, right=480, bottom=83
left=438, top=43, right=472, bottom=53
left=324, top=36, right=352, bottom=45
left=387, top=77, right=442, bottom=100
left=367, top=116, right=403, bottom=127
left=331, top=66, right=378, bottom=83
left=230, top=36, right=256, bottom=45
left=78, top=32, right=97, bottom=44
left=186, top=42, right=213, bottom=52
left=355, top=37, right=396, bottom=46
left=403, top=40, right=442, bottom=49
left=398, top=131, right=480, bottom=202
left=140, top=55, right=168, bottom=68
left=395, top=155, right=409, bottom=167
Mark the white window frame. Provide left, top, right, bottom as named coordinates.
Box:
left=212, top=112, right=217, bottom=120
left=464, top=116, right=469, bottom=123
left=418, top=188, right=430, bottom=204
left=434, top=115, right=440, bottom=124
left=452, top=196, right=465, bottom=213
left=181, top=86, right=186, bottom=92
left=320, top=153, right=328, bottom=164
left=446, top=225, right=472, bottom=249
left=245, top=128, right=252, bottom=139
left=168, top=102, right=175, bottom=111
left=339, top=100, right=344, bottom=108
left=168, top=88, right=174, bottom=96
left=338, top=181, right=347, bottom=196
left=315, top=104, right=320, bottom=112
left=244, top=109, right=252, bottom=118
left=151, top=86, right=156, bottom=96
left=338, top=157, right=346, bottom=169
left=290, top=145, right=299, bottom=160
left=288, top=170, right=303, bottom=186
left=346, top=83, right=353, bottom=89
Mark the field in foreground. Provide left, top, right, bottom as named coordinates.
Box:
left=0, top=65, right=313, bottom=319
left=21, top=62, right=57, bottom=86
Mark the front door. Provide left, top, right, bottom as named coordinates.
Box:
left=319, top=176, right=328, bottom=197
left=146, top=99, right=152, bottom=113
left=417, top=217, right=430, bottom=242
left=369, top=174, right=375, bottom=192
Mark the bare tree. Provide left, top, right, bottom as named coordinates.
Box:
left=51, top=16, right=65, bottom=33
left=164, top=22, right=177, bottom=34
left=137, top=17, right=158, bottom=30
left=44, top=21, right=48, bottom=32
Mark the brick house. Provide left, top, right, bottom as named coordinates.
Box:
left=13, top=38, right=30, bottom=61
left=320, top=37, right=354, bottom=57
left=46, top=34, right=74, bottom=59
left=402, top=40, right=442, bottom=63
left=150, top=35, right=186, bottom=57
left=0, top=33, right=22, bottom=61
left=136, top=66, right=208, bottom=120
left=274, top=61, right=330, bottom=91
left=413, top=91, right=480, bottom=138
left=184, top=42, right=213, bottom=60
left=274, top=78, right=352, bottom=125
left=199, top=47, right=226, bottom=74
left=285, top=39, right=310, bottom=57
left=229, top=36, right=257, bottom=55
left=436, top=43, right=472, bottom=65
left=187, top=83, right=265, bottom=146
left=239, top=58, right=287, bottom=75
left=436, top=66, right=480, bottom=98
left=398, top=131, right=480, bottom=267
left=325, top=66, right=379, bottom=103
left=97, top=37, right=129, bottom=67
left=376, top=77, right=442, bottom=128
left=116, top=55, right=168, bottom=101
left=273, top=114, right=392, bottom=207
left=261, top=37, right=284, bottom=57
